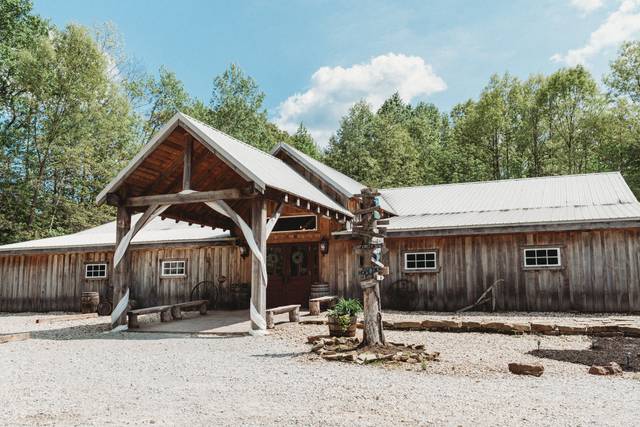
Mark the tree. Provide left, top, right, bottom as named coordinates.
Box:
left=290, top=123, right=321, bottom=159
left=605, top=41, right=640, bottom=103
left=325, top=101, right=378, bottom=185
left=0, top=21, right=137, bottom=244
left=207, top=63, right=277, bottom=151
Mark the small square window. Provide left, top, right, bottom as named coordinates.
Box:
left=161, top=260, right=186, bottom=277
left=85, top=263, right=107, bottom=279
left=404, top=251, right=437, bottom=271
left=523, top=248, right=561, bottom=268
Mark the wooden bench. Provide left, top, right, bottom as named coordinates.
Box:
left=128, top=305, right=173, bottom=329
left=308, top=295, right=338, bottom=316
left=266, top=304, right=300, bottom=329
left=127, top=299, right=208, bottom=329
left=170, top=300, right=208, bottom=320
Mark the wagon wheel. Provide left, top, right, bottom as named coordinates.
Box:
left=388, top=278, right=420, bottom=311
left=190, top=280, right=218, bottom=308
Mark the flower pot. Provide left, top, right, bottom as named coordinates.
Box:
left=328, top=315, right=358, bottom=337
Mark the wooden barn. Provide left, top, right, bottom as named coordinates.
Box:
left=1, top=112, right=640, bottom=331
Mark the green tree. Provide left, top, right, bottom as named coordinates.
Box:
left=605, top=41, right=640, bottom=103
left=0, top=21, right=137, bottom=244
left=325, top=101, right=378, bottom=185
left=290, top=123, right=321, bottom=159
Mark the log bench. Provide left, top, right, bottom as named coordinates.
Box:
left=266, top=304, right=300, bottom=329
left=170, top=300, right=208, bottom=320
left=127, top=300, right=208, bottom=329
left=308, top=295, right=338, bottom=316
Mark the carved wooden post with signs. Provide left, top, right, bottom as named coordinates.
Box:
left=353, top=188, right=389, bottom=346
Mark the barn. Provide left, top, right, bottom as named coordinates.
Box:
left=1, top=112, right=640, bottom=329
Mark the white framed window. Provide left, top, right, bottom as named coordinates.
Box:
left=523, top=247, right=561, bottom=268
left=161, top=260, right=186, bottom=277
left=85, top=263, right=107, bottom=279
left=403, top=251, right=438, bottom=271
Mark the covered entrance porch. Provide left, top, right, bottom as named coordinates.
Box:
left=96, top=112, right=351, bottom=334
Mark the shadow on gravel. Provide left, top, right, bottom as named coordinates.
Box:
left=529, top=337, right=640, bottom=372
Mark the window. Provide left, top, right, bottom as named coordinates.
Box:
left=161, top=260, right=186, bottom=277
left=404, top=251, right=438, bottom=271
left=523, top=248, right=561, bottom=268
left=271, top=215, right=317, bottom=233
left=85, top=263, right=107, bottom=279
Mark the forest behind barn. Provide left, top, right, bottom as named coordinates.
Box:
left=1, top=0, right=640, bottom=245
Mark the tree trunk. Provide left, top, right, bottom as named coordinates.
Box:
left=361, top=279, right=385, bottom=346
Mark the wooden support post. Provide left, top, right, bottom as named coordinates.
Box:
left=361, top=279, right=385, bottom=345
left=112, top=203, right=131, bottom=326
left=251, top=197, right=267, bottom=331
left=183, top=134, right=192, bottom=191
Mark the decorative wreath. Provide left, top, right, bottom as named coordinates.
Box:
left=291, top=250, right=305, bottom=265
left=266, top=252, right=281, bottom=269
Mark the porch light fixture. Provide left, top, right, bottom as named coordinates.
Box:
left=238, top=242, right=250, bottom=258
left=320, top=238, right=329, bottom=255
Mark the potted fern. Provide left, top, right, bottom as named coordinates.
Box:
left=327, top=298, right=363, bottom=337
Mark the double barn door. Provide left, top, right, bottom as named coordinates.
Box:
left=266, top=243, right=318, bottom=308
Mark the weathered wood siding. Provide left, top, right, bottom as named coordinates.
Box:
left=323, top=228, right=640, bottom=313
left=0, top=245, right=249, bottom=312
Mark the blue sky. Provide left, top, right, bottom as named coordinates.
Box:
left=34, top=0, right=640, bottom=145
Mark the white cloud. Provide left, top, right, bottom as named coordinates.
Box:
left=570, top=0, right=605, bottom=14
left=274, top=53, right=447, bottom=147
left=552, top=0, right=640, bottom=65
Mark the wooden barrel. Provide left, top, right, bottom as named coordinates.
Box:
left=81, top=292, right=100, bottom=314
left=328, top=315, right=357, bottom=337
left=310, top=282, right=330, bottom=299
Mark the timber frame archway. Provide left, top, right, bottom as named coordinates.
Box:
left=96, top=112, right=352, bottom=333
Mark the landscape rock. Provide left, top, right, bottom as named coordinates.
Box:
left=393, top=321, right=424, bottom=330
left=422, top=319, right=461, bottom=330
left=619, top=325, right=640, bottom=337
left=530, top=323, right=556, bottom=334
left=460, top=320, right=484, bottom=331
left=588, top=362, right=623, bottom=376
left=508, top=362, right=544, bottom=377
left=556, top=325, right=587, bottom=335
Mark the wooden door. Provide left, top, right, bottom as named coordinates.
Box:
left=266, top=243, right=317, bottom=308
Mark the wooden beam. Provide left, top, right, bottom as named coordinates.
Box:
left=251, top=197, right=267, bottom=331
left=124, top=188, right=243, bottom=207
left=112, top=204, right=131, bottom=327
left=183, top=134, right=193, bottom=191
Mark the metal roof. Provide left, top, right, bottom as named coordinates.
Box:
left=0, top=215, right=232, bottom=253
left=271, top=142, right=397, bottom=213
left=380, top=172, right=640, bottom=231
left=272, top=142, right=366, bottom=197
left=96, top=112, right=352, bottom=217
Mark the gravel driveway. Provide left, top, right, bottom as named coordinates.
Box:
left=1, top=314, right=639, bottom=426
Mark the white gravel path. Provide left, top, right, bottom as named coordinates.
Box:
left=1, top=314, right=639, bottom=426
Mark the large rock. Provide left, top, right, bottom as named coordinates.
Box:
left=484, top=322, right=518, bottom=334
left=460, top=320, right=484, bottom=331
left=530, top=323, right=556, bottom=334
left=393, top=321, right=424, bottom=330
left=588, top=362, right=623, bottom=375
left=556, top=325, right=587, bottom=335
left=508, top=362, right=544, bottom=377
left=421, top=319, right=462, bottom=331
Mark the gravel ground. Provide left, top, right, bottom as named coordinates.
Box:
left=1, top=313, right=639, bottom=426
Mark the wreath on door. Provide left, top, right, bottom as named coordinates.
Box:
left=291, top=250, right=305, bottom=265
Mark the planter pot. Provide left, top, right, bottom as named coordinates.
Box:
left=328, top=315, right=358, bottom=337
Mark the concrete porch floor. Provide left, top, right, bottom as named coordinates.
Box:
left=128, top=309, right=308, bottom=335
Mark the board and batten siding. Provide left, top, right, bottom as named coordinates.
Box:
left=322, top=228, right=640, bottom=313
left=0, top=245, right=249, bottom=312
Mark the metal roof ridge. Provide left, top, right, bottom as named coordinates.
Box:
left=379, top=171, right=624, bottom=192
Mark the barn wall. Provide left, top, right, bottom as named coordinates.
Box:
left=0, top=244, right=249, bottom=312
left=324, top=228, right=640, bottom=313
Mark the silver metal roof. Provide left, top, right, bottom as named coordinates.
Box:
left=380, top=172, right=640, bottom=231
left=96, top=112, right=352, bottom=217
left=0, top=215, right=232, bottom=253
left=271, top=142, right=396, bottom=213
